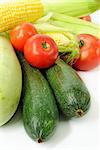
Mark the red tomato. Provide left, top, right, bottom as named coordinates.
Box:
left=80, top=15, right=91, bottom=22
left=10, top=22, right=38, bottom=52
left=96, top=39, right=100, bottom=64
left=24, top=34, right=58, bottom=69
left=74, top=34, right=100, bottom=71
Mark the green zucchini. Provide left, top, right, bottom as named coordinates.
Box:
left=0, top=36, right=22, bottom=126
left=46, top=59, right=91, bottom=119
left=17, top=53, right=58, bottom=143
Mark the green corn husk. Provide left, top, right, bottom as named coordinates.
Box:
left=35, top=12, right=100, bottom=39
left=0, top=0, right=99, bottom=32
left=35, top=14, right=80, bottom=63
left=42, top=0, right=100, bottom=17
left=35, top=11, right=100, bottom=63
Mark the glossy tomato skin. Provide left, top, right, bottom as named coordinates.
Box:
left=80, top=15, right=91, bottom=22
left=24, top=34, right=58, bottom=69
left=74, top=34, right=100, bottom=71
left=96, top=39, right=100, bottom=64
left=10, top=22, right=38, bottom=52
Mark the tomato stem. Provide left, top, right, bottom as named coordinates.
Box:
left=79, top=40, right=84, bottom=48
left=42, top=41, right=50, bottom=51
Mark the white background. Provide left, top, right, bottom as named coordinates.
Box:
left=0, top=8, right=100, bottom=150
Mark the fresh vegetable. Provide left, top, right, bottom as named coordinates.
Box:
left=43, top=0, right=100, bottom=17
left=10, top=22, right=38, bottom=52
left=74, top=34, right=100, bottom=71
left=24, top=34, right=58, bottom=69
left=0, top=0, right=99, bottom=32
left=0, top=36, right=22, bottom=126
left=97, top=39, right=100, bottom=47
left=97, top=39, right=100, bottom=64
left=43, top=32, right=80, bottom=63
left=35, top=12, right=100, bottom=39
left=80, top=15, right=91, bottom=22
left=46, top=59, right=91, bottom=119
left=44, top=32, right=70, bottom=51
left=0, top=30, right=10, bottom=40
left=0, top=0, right=44, bottom=32
left=17, top=53, right=58, bottom=143
left=1, top=28, right=80, bottom=64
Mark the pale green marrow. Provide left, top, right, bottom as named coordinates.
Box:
left=0, top=36, right=22, bottom=126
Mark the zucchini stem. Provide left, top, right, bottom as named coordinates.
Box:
left=76, top=109, right=84, bottom=117
left=37, top=138, right=43, bottom=143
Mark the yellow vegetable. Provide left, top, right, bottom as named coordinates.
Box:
left=0, top=0, right=44, bottom=32
left=0, top=0, right=99, bottom=32
left=45, top=32, right=70, bottom=48
left=43, top=32, right=80, bottom=63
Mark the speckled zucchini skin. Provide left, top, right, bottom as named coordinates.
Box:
left=17, top=53, right=58, bottom=143
left=46, top=59, right=91, bottom=119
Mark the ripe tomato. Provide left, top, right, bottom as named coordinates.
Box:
left=24, top=34, right=58, bottom=69
left=74, top=34, right=100, bottom=71
left=96, top=39, right=100, bottom=64
left=10, top=22, right=38, bottom=52
left=80, top=15, right=91, bottom=22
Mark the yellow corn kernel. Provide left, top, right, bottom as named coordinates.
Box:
left=0, top=0, right=44, bottom=32
left=44, top=32, right=70, bottom=47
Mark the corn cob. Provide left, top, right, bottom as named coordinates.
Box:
left=0, top=0, right=44, bottom=32
left=0, top=0, right=99, bottom=32
left=45, top=32, right=70, bottom=48
left=42, top=32, right=80, bottom=63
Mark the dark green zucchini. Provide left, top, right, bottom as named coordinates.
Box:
left=46, top=59, right=91, bottom=119
left=17, top=53, right=59, bottom=143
